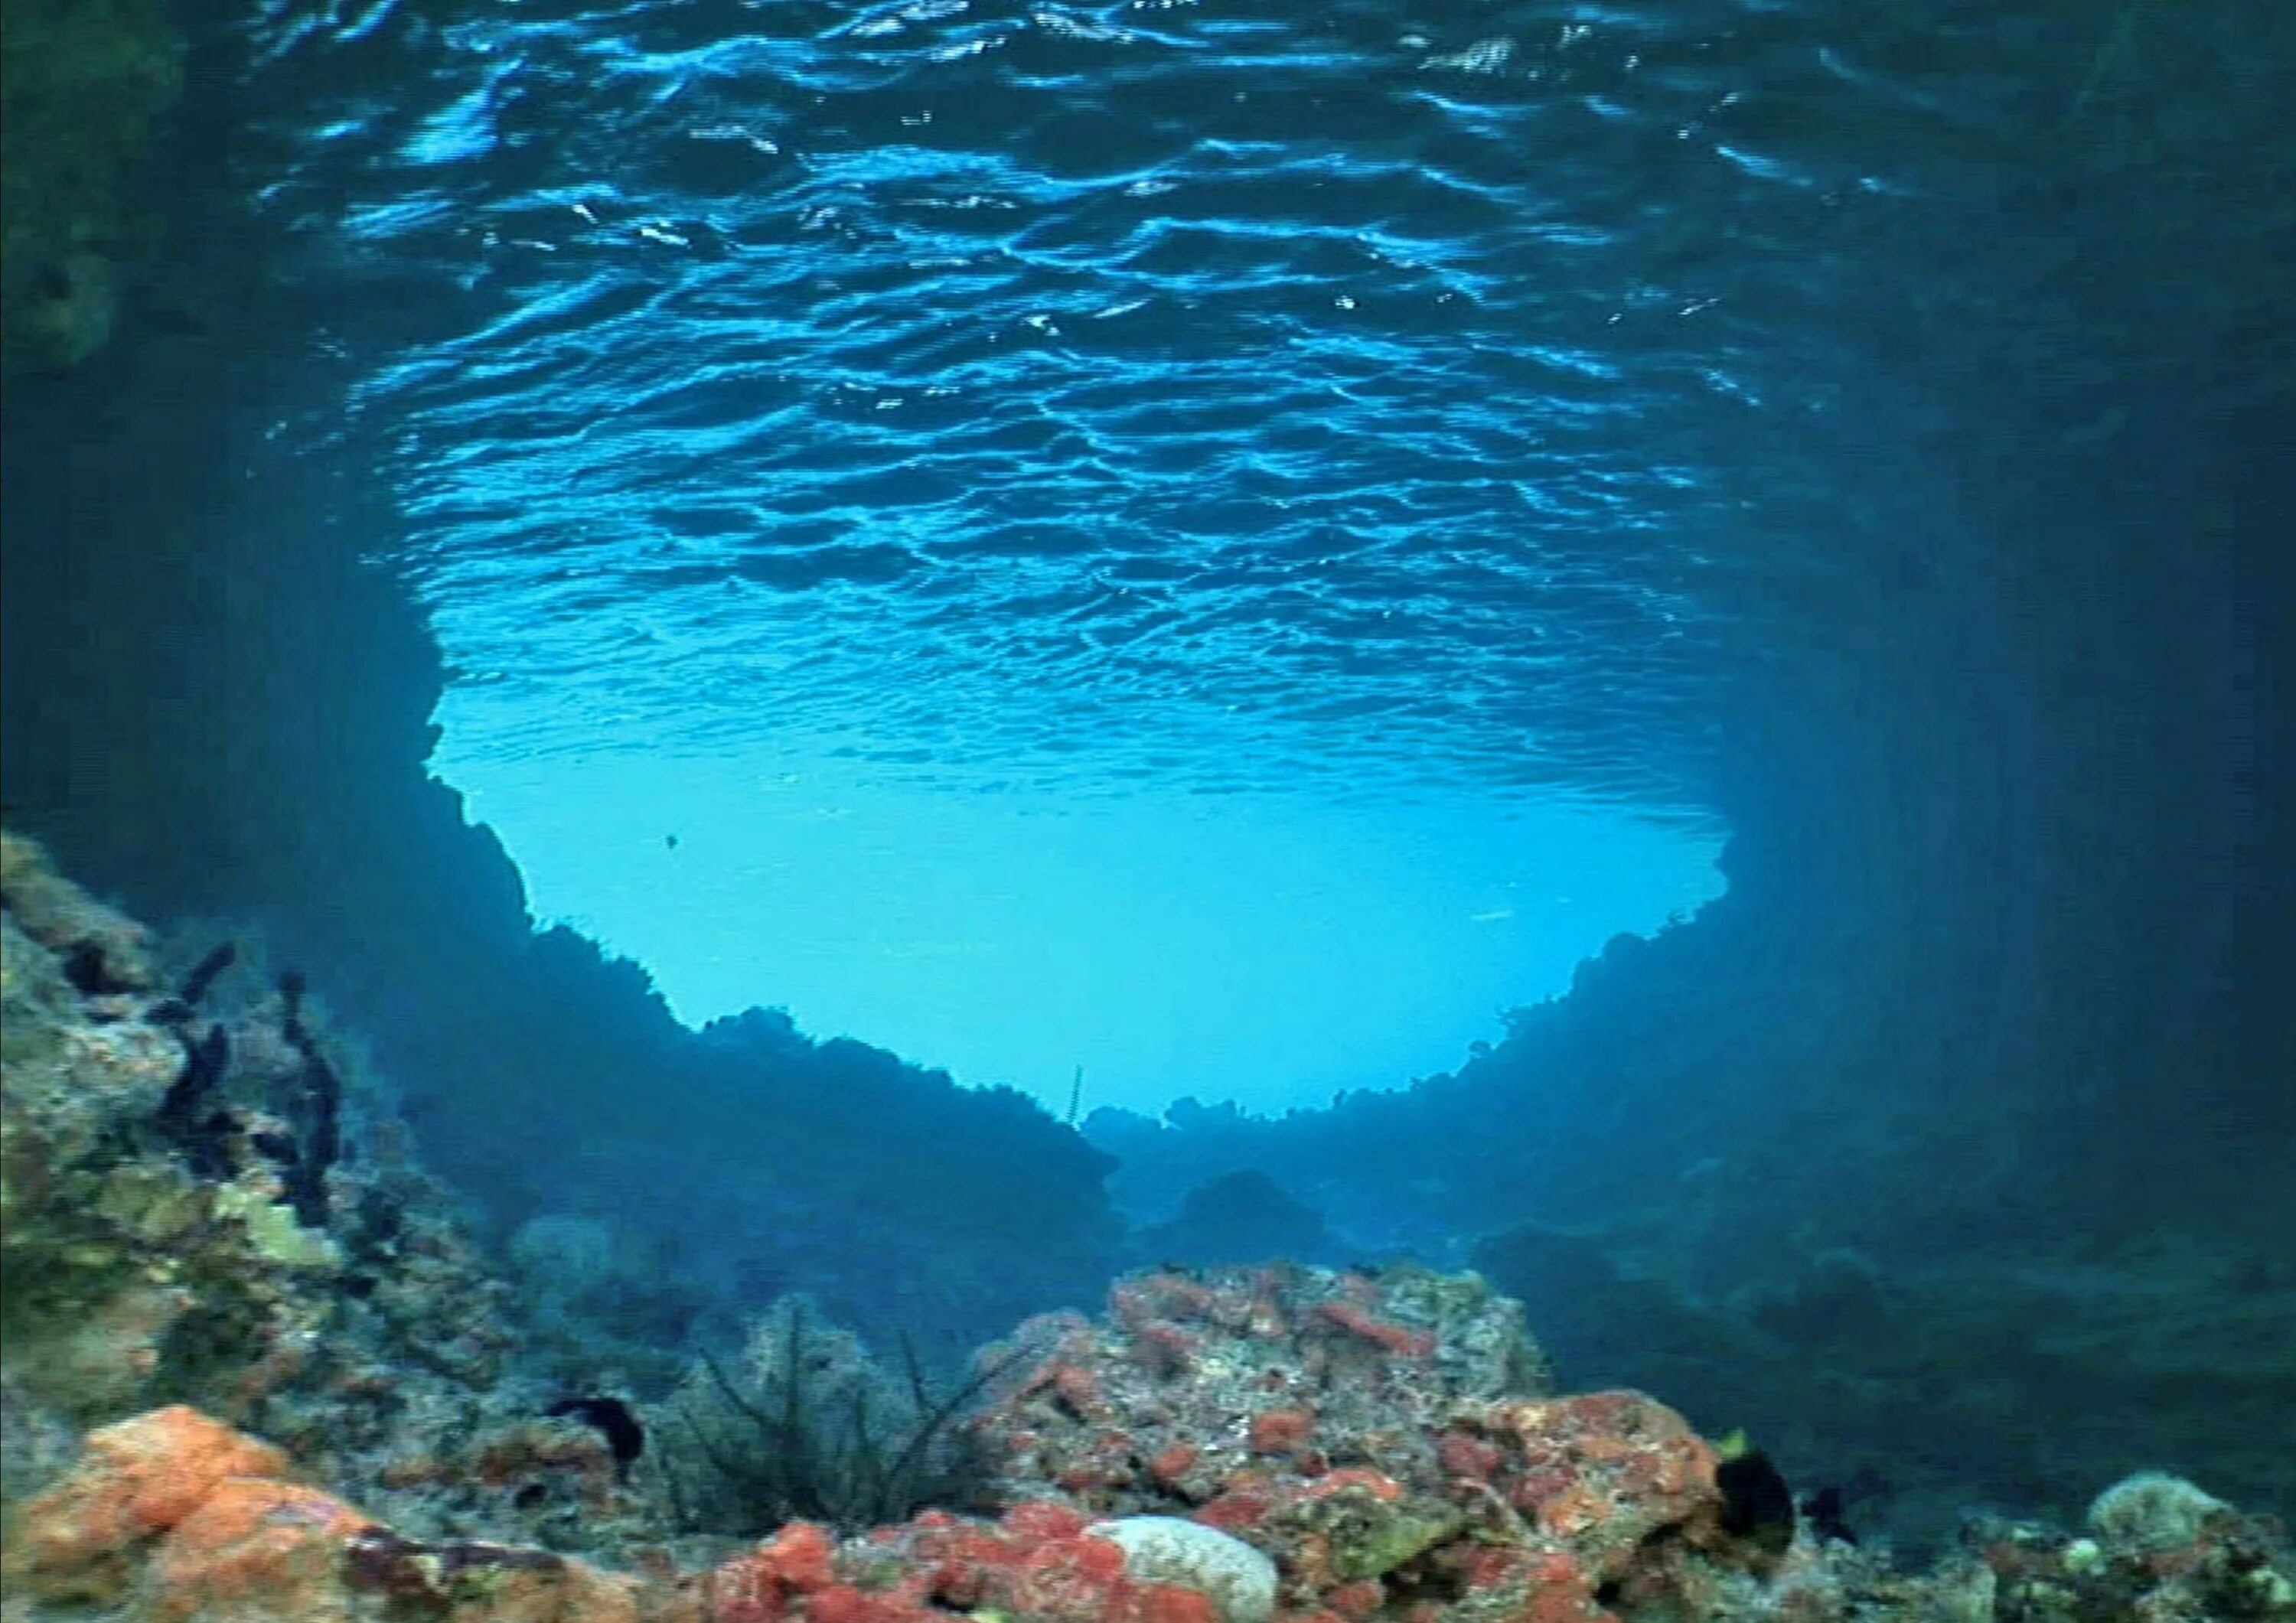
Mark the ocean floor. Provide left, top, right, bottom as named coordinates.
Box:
left=2, top=829, right=2291, bottom=1623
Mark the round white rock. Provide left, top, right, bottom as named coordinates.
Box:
left=1088, top=1516, right=1279, bottom=1623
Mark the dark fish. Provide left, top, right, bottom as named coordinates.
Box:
left=544, top=1396, right=645, bottom=1479
left=1716, top=1449, right=1796, bottom=1556
left=1803, top=1484, right=1858, bottom=1545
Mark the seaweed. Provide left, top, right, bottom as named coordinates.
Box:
left=276, top=970, right=341, bottom=1228
left=154, top=1023, right=236, bottom=1179
left=149, top=941, right=237, bottom=1025
left=61, top=939, right=139, bottom=995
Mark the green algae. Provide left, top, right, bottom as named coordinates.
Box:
left=0, top=0, right=184, bottom=369
left=1324, top=1499, right=1466, bottom=1584
left=214, top=1181, right=341, bottom=1273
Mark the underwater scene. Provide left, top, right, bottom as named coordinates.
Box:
left=2, top=0, right=2293, bottom=1618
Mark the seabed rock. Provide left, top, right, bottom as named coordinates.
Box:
left=3, top=831, right=2292, bottom=1622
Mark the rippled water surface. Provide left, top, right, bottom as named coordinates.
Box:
left=225, top=0, right=2276, bottom=1092
left=250, top=0, right=2223, bottom=800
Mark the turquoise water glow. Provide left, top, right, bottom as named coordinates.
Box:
left=444, top=741, right=1718, bottom=1110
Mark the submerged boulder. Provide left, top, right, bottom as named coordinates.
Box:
left=1091, top=1517, right=1277, bottom=1623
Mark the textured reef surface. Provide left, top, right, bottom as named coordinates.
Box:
left=4, top=832, right=2292, bottom=1623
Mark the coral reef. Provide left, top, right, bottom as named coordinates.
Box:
left=5, top=1262, right=2293, bottom=1623
left=675, top=1262, right=2291, bottom=1623
left=1464, top=1217, right=2296, bottom=1552
left=1, top=1404, right=654, bottom=1622
left=5, top=836, right=468, bottom=1425
left=5, top=836, right=2294, bottom=1623
left=962, top=1264, right=1752, bottom=1618
left=0, top=834, right=650, bottom=1559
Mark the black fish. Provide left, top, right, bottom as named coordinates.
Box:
left=1803, top=1484, right=1858, bottom=1546
left=544, top=1396, right=645, bottom=1479
left=1716, top=1449, right=1796, bottom=1556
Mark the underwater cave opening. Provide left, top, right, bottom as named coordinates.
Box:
left=428, top=725, right=1727, bottom=1118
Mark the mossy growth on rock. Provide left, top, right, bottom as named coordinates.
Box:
left=0, top=0, right=184, bottom=370
left=0, top=837, right=348, bottom=1428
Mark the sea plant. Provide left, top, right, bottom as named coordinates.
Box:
left=658, top=1296, right=1012, bottom=1534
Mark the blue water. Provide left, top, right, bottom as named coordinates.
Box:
left=298, top=0, right=1955, bottom=801
left=227, top=0, right=2265, bottom=1105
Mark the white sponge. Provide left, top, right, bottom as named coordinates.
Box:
left=1090, top=1515, right=1279, bottom=1623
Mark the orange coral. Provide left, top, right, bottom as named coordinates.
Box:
left=5, top=1404, right=289, bottom=1600
left=142, top=1478, right=369, bottom=1621
left=1248, top=1407, right=1316, bottom=1455
left=2, top=1406, right=650, bottom=1623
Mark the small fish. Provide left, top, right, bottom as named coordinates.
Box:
left=1716, top=1448, right=1796, bottom=1556
left=1803, top=1484, right=1858, bottom=1545
left=544, top=1396, right=645, bottom=1479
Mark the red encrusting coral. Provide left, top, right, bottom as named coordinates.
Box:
left=701, top=1502, right=1230, bottom=1623
left=1249, top=1408, right=1317, bottom=1456
left=965, top=1265, right=1759, bottom=1619
left=1313, top=1301, right=1436, bottom=1360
